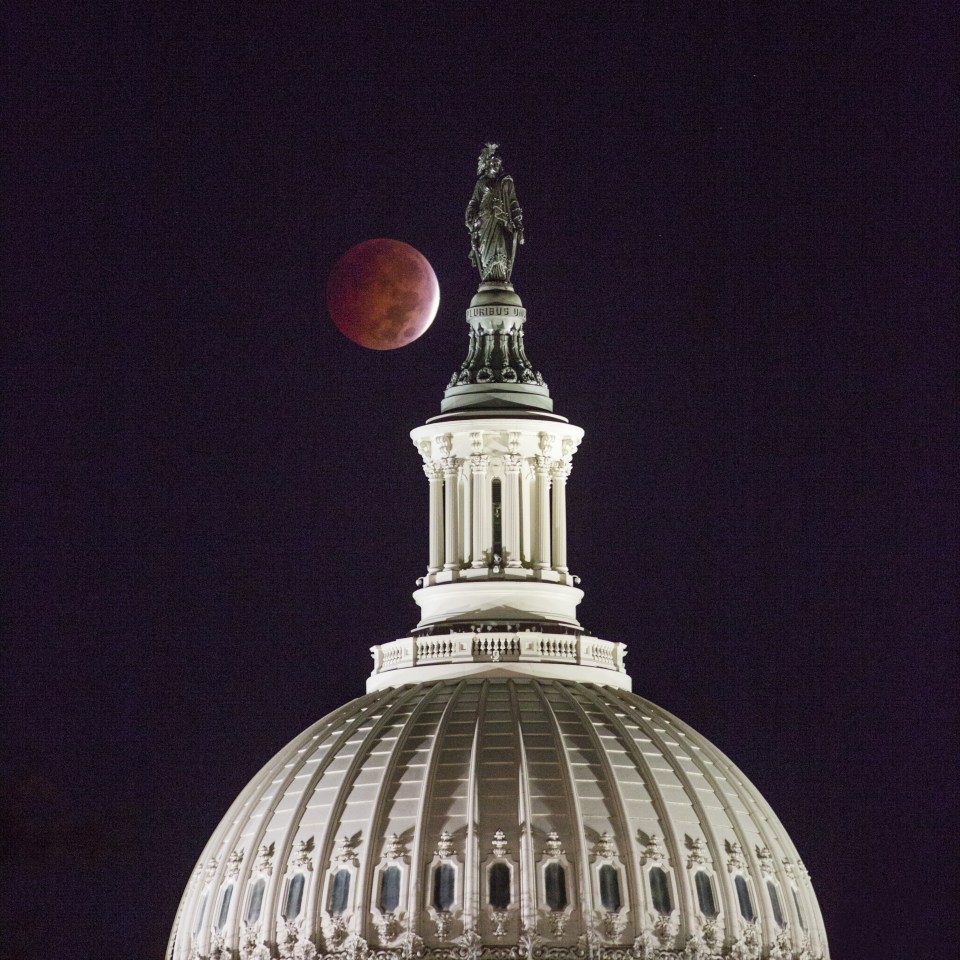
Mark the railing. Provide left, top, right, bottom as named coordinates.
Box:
left=370, top=631, right=626, bottom=676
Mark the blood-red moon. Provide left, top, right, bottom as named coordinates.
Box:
left=327, top=239, right=440, bottom=350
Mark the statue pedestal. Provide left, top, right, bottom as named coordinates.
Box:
left=443, top=283, right=551, bottom=414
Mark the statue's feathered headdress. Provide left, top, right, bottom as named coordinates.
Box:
left=477, top=142, right=499, bottom=175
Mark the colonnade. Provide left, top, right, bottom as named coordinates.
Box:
left=421, top=433, right=573, bottom=580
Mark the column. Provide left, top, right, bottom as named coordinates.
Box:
left=424, top=462, right=444, bottom=573
left=503, top=454, right=523, bottom=568
left=551, top=461, right=571, bottom=572
left=442, top=457, right=460, bottom=571
left=470, top=455, right=489, bottom=567
left=534, top=455, right=552, bottom=570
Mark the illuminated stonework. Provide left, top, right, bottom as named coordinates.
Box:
left=167, top=148, right=829, bottom=960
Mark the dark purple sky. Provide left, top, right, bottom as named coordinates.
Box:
left=3, top=6, right=956, bottom=959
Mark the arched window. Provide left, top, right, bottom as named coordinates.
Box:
left=792, top=887, right=806, bottom=930
left=491, top=478, right=503, bottom=555
left=284, top=873, right=305, bottom=919
left=433, top=863, right=456, bottom=912
left=649, top=866, right=672, bottom=914
left=695, top=871, right=717, bottom=918
left=767, top=881, right=785, bottom=927
left=215, top=884, right=233, bottom=930
left=329, top=869, right=351, bottom=916
left=598, top=864, right=621, bottom=913
left=734, top=875, right=755, bottom=921
left=488, top=862, right=511, bottom=909
left=379, top=866, right=401, bottom=913
left=545, top=863, right=568, bottom=912
left=246, top=877, right=266, bottom=925
left=194, top=891, right=209, bottom=936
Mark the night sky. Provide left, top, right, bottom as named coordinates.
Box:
left=3, top=5, right=956, bottom=959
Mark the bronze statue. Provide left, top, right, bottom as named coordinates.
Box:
left=465, top=143, right=524, bottom=283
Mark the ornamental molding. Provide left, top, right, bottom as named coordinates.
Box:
left=295, top=836, right=317, bottom=871
left=725, top=841, right=746, bottom=874
left=227, top=848, right=245, bottom=879
left=728, top=921, right=761, bottom=960
left=278, top=918, right=318, bottom=960
left=289, top=939, right=825, bottom=960
left=436, top=831, right=456, bottom=860
left=652, top=914, right=677, bottom=946
left=756, top=846, right=775, bottom=877
left=544, top=911, right=568, bottom=939
left=543, top=832, right=564, bottom=859
left=256, top=842, right=276, bottom=876
left=595, top=910, right=628, bottom=943
left=204, top=856, right=219, bottom=881
left=453, top=929, right=483, bottom=960
left=240, top=922, right=269, bottom=960
left=490, top=830, right=511, bottom=858
left=383, top=833, right=406, bottom=861
left=333, top=835, right=359, bottom=866
left=639, top=834, right=667, bottom=867
left=209, top=932, right=228, bottom=960
left=596, top=834, right=615, bottom=861
left=685, top=838, right=709, bottom=869
left=374, top=911, right=406, bottom=944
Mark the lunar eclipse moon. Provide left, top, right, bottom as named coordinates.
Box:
left=326, top=239, right=440, bottom=350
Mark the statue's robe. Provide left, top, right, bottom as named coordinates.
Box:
left=466, top=174, right=522, bottom=282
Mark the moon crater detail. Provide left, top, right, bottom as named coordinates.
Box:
left=327, top=239, right=440, bottom=350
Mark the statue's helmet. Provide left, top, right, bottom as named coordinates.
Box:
left=477, top=142, right=500, bottom=176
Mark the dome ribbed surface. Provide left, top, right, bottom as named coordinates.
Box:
left=170, top=679, right=826, bottom=960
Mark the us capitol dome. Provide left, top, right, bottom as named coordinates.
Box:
left=168, top=145, right=829, bottom=960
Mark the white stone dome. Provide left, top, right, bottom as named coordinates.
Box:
left=169, top=161, right=829, bottom=960
left=168, top=675, right=827, bottom=960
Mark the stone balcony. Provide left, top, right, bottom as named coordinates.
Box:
left=367, top=629, right=629, bottom=692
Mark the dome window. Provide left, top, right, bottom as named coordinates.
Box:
left=329, top=869, right=351, bottom=916
left=694, top=871, right=718, bottom=918
left=488, top=861, right=511, bottom=909
left=215, top=884, right=233, bottom=930
left=734, top=875, right=755, bottom=921
left=492, top=478, right=503, bottom=556
left=649, top=866, right=672, bottom=914
left=433, top=863, right=456, bottom=912
left=545, top=862, right=568, bottom=912
left=379, top=865, right=401, bottom=914
left=193, top=891, right=208, bottom=937
left=792, top=887, right=806, bottom=930
left=598, top=864, right=622, bottom=913
left=245, top=877, right=266, bottom=925
left=767, top=880, right=785, bottom=927
left=284, top=873, right=306, bottom=920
